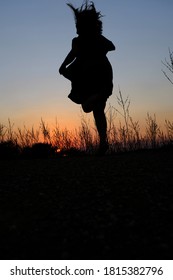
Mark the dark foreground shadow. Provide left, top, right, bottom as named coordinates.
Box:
left=0, top=148, right=173, bottom=260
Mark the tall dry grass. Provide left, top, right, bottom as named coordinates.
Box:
left=0, top=90, right=173, bottom=157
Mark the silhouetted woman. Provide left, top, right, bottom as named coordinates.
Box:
left=59, top=1, right=115, bottom=154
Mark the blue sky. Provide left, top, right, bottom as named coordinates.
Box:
left=1, top=0, right=173, bottom=131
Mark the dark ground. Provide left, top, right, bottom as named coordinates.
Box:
left=0, top=147, right=173, bottom=260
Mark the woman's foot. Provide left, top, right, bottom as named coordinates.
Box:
left=82, top=95, right=100, bottom=113
left=97, top=141, right=109, bottom=156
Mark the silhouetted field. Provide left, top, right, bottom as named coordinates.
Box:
left=0, top=147, right=173, bottom=260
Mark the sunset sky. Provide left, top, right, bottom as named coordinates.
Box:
left=1, top=0, right=173, bottom=131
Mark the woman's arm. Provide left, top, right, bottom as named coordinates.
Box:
left=108, top=41, right=116, bottom=51
left=59, top=49, right=76, bottom=74
left=59, top=38, right=78, bottom=75
left=100, top=35, right=116, bottom=54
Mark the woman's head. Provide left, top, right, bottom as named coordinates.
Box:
left=67, top=1, right=103, bottom=35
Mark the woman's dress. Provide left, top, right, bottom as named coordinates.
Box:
left=63, top=35, right=114, bottom=104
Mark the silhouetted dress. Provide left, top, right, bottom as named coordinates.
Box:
left=64, top=34, right=114, bottom=104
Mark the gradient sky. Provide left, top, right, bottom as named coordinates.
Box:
left=1, top=0, right=173, bottom=131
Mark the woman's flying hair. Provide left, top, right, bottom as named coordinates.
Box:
left=67, top=1, right=103, bottom=35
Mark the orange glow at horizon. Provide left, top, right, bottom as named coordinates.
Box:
left=2, top=108, right=172, bottom=141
